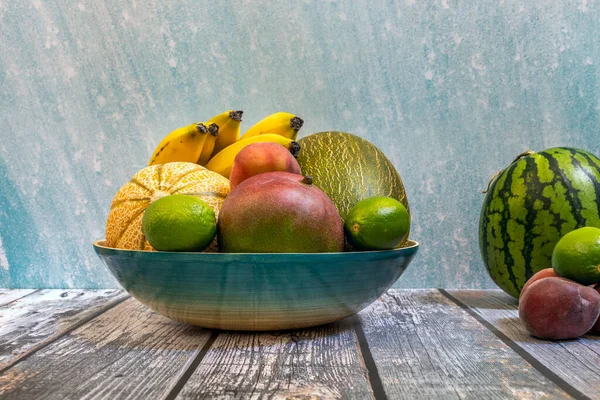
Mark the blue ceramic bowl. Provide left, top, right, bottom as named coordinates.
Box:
left=93, top=240, right=419, bottom=331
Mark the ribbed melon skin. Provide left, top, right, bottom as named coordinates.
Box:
left=480, top=147, right=600, bottom=298
left=106, top=162, right=229, bottom=250
left=296, top=131, right=410, bottom=246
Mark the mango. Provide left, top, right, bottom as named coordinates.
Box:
left=217, top=172, right=344, bottom=253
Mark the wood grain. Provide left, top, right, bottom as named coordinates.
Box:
left=0, top=289, right=127, bottom=370
left=0, top=290, right=37, bottom=307
left=3, top=289, right=596, bottom=399
left=357, top=289, right=572, bottom=399
left=449, top=289, right=600, bottom=400
left=0, top=298, right=213, bottom=400
left=176, top=317, right=374, bottom=399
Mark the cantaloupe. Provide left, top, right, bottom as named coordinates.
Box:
left=106, top=162, right=229, bottom=250
left=296, top=131, right=410, bottom=246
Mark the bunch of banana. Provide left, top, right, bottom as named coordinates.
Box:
left=241, top=112, right=303, bottom=140
left=148, top=122, right=218, bottom=166
left=203, top=111, right=304, bottom=178
left=148, top=111, right=304, bottom=178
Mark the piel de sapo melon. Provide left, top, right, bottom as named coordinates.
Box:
left=296, top=131, right=410, bottom=247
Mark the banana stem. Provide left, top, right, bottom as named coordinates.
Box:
left=289, top=141, right=301, bottom=158
left=208, top=123, right=219, bottom=136
left=196, top=123, right=209, bottom=133
left=229, top=110, right=243, bottom=121
left=290, top=117, right=304, bottom=131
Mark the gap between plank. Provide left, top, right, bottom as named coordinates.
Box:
left=162, top=330, right=220, bottom=400
left=350, top=314, right=388, bottom=400
left=0, top=289, right=41, bottom=308
left=438, top=289, right=591, bottom=400
left=0, top=293, right=130, bottom=374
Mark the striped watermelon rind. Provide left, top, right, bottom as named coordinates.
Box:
left=479, top=147, right=600, bottom=298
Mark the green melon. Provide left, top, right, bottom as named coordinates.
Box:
left=296, top=131, right=410, bottom=247
left=480, top=147, right=600, bottom=298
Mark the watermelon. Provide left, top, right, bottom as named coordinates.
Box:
left=480, top=147, right=600, bottom=298
left=296, top=131, right=410, bottom=247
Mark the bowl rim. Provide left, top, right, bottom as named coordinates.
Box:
left=93, top=239, right=419, bottom=259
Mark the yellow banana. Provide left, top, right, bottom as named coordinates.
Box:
left=210, top=110, right=243, bottom=157
left=206, top=134, right=301, bottom=178
left=241, top=112, right=304, bottom=140
left=196, top=123, right=219, bottom=166
left=148, top=122, right=210, bottom=166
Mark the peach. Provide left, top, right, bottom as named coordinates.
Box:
left=519, top=268, right=560, bottom=299
left=229, top=142, right=301, bottom=190
left=518, top=277, right=600, bottom=340
left=218, top=172, right=344, bottom=253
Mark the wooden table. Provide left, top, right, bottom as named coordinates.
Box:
left=0, top=289, right=598, bottom=400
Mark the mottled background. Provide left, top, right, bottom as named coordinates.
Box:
left=0, top=0, right=599, bottom=288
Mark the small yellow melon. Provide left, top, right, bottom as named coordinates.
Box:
left=106, top=162, right=229, bottom=250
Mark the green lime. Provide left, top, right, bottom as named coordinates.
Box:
left=344, top=196, right=410, bottom=251
left=552, top=226, right=600, bottom=285
left=142, top=194, right=216, bottom=252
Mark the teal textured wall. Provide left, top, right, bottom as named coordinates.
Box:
left=0, top=1, right=599, bottom=288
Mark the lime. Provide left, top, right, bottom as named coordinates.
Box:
left=552, top=226, right=600, bottom=285
left=142, top=194, right=216, bottom=252
left=344, top=196, right=410, bottom=251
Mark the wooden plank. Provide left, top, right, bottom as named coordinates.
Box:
left=176, top=317, right=374, bottom=399
left=0, top=298, right=213, bottom=400
left=448, top=289, right=600, bottom=400
left=357, top=289, right=572, bottom=399
left=0, top=289, right=128, bottom=370
left=0, top=290, right=37, bottom=307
